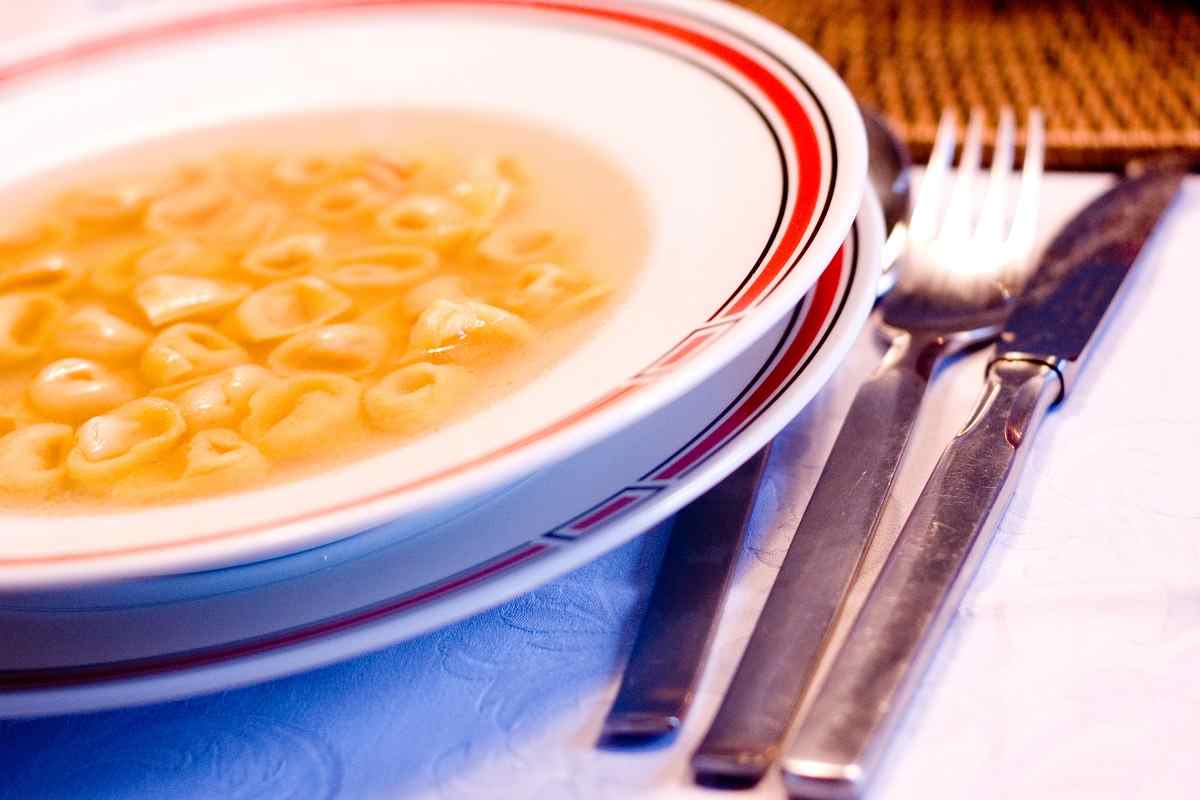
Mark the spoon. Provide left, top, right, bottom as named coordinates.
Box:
left=861, top=106, right=912, bottom=296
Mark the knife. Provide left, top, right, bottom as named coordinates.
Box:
left=781, top=161, right=1185, bottom=800
left=598, top=446, right=772, bottom=743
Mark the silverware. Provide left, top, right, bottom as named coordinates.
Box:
left=598, top=446, right=771, bottom=743
left=598, top=110, right=913, bottom=746
left=692, top=108, right=1045, bottom=786
left=861, top=107, right=913, bottom=296
left=782, top=160, right=1186, bottom=800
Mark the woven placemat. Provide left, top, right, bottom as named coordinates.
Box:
left=735, top=0, right=1200, bottom=170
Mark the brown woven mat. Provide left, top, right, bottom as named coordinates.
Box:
left=734, top=0, right=1200, bottom=170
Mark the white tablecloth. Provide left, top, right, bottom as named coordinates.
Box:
left=2, top=6, right=1198, bottom=798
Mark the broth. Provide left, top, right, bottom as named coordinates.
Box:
left=0, top=109, right=648, bottom=508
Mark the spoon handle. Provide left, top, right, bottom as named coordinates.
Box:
left=598, top=445, right=771, bottom=743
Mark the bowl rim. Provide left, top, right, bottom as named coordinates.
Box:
left=0, top=0, right=867, bottom=586
left=0, top=192, right=883, bottom=717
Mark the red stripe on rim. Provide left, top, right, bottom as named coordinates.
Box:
left=648, top=330, right=722, bottom=372
left=652, top=242, right=844, bottom=481
left=0, top=543, right=550, bottom=690
left=567, top=493, right=644, bottom=532
left=0, top=0, right=830, bottom=566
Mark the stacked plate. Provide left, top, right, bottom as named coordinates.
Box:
left=0, top=0, right=880, bottom=716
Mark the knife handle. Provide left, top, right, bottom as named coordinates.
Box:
left=781, top=358, right=1061, bottom=800
left=692, top=331, right=944, bottom=783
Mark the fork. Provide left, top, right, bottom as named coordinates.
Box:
left=691, top=107, right=1045, bottom=785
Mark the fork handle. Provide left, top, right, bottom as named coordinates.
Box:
left=782, top=358, right=1060, bottom=799
left=692, top=331, right=945, bottom=784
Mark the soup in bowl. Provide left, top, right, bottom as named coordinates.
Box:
left=0, top=110, right=648, bottom=507
left=0, top=0, right=865, bottom=586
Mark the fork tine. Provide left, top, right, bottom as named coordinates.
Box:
left=1005, top=108, right=1045, bottom=278
left=974, top=107, right=1016, bottom=248
left=908, top=110, right=957, bottom=243
left=940, top=108, right=985, bottom=244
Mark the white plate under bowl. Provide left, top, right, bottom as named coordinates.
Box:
left=0, top=183, right=882, bottom=718
left=0, top=0, right=866, bottom=589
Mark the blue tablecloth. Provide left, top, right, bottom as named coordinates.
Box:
left=0, top=526, right=672, bottom=799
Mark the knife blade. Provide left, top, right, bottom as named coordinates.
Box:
left=598, top=446, right=772, bottom=744
left=782, top=162, right=1186, bottom=800
left=999, top=164, right=1185, bottom=379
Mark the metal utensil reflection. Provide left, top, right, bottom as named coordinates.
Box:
left=862, top=107, right=913, bottom=296
left=783, top=157, right=1185, bottom=800
left=597, top=110, right=916, bottom=747
left=693, top=107, right=1045, bottom=786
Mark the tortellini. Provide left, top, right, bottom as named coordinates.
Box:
left=0, top=141, right=616, bottom=505
left=324, top=246, right=437, bottom=294
left=0, top=293, right=65, bottom=366
left=67, top=397, right=187, bottom=486
left=476, top=225, right=560, bottom=267
left=241, top=373, right=361, bottom=458
left=272, top=154, right=343, bottom=189
left=89, top=240, right=155, bottom=297
left=52, top=306, right=149, bottom=364
left=153, top=364, right=276, bottom=431
left=362, top=150, right=429, bottom=194
left=28, top=358, right=136, bottom=423
left=180, top=428, right=269, bottom=490
left=145, top=180, right=232, bottom=235
left=0, top=217, right=56, bottom=256
left=306, top=178, right=383, bottom=223
left=364, top=362, right=468, bottom=434
left=356, top=276, right=468, bottom=339
left=403, top=275, right=469, bottom=314
left=241, top=234, right=327, bottom=280
left=451, top=157, right=519, bottom=224
left=409, top=299, right=532, bottom=362
left=376, top=195, right=473, bottom=249
left=60, top=185, right=155, bottom=231
left=135, top=274, right=249, bottom=327
left=230, top=276, right=352, bottom=342
left=141, top=323, right=249, bottom=386
left=137, top=239, right=228, bottom=278
left=105, top=427, right=270, bottom=502
left=268, top=324, right=390, bottom=377
left=502, top=262, right=609, bottom=318
left=0, top=253, right=86, bottom=294
left=0, top=402, right=33, bottom=437
left=0, top=424, right=73, bottom=495
left=205, top=202, right=284, bottom=251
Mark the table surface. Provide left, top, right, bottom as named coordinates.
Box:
left=2, top=5, right=1199, bottom=799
